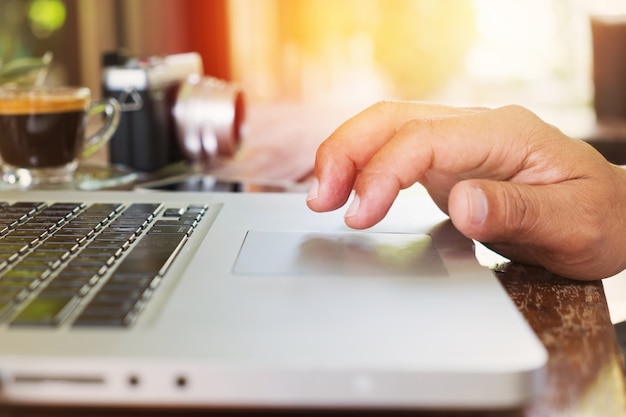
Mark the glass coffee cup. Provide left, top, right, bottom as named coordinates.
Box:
left=0, top=86, right=120, bottom=188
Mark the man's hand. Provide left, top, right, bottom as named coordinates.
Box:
left=306, top=101, right=626, bottom=280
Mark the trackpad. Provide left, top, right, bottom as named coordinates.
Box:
left=233, top=231, right=448, bottom=277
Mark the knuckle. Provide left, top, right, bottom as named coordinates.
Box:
left=496, top=104, right=544, bottom=132
left=314, top=140, right=333, bottom=162
left=495, top=104, right=562, bottom=146
left=497, top=104, right=533, bottom=118
left=401, top=117, right=437, bottom=139
left=367, top=100, right=395, bottom=117
left=372, top=99, right=395, bottom=110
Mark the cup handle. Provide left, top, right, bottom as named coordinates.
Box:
left=82, top=98, right=121, bottom=158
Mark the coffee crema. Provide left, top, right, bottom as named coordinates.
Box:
left=0, top=96, right=88, bottom=115
left=0, top=96, right=88, bottom=168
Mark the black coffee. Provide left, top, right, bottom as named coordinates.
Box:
left=0, top=96, right=87, bottom=168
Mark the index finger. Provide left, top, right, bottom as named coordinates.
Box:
left=306, top=101, right=486, bottom=212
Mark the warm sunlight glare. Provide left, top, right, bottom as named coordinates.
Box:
left=229, top=0, right=626, bottom=114
left=230, top=0, right=475, bottom=103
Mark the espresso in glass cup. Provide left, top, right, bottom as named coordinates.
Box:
left=0, top=87, right=120, bottom=188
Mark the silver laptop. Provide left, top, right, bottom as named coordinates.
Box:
left=0, top=187, right=547, bottom=410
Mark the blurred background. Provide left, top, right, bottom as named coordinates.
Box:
left=8, top=0, right=626, bottom=336
left=1, top=0, right=626, bottom=142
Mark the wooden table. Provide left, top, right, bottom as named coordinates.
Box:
left=497, top=264, right=626, bottom=416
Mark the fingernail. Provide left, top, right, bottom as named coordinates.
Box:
left=469, top=187, right=488, bottom=225
left=345, top=194, right=360, bottom=218
left=306, top=177, right=319, bottom=201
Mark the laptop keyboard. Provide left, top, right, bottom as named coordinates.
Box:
left=0, top=201, right=208, bottom=327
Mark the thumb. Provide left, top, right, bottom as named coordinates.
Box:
left=448, top=179, right=545, bottom=251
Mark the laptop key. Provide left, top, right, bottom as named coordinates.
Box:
left=74, top=289, right=147, bottom=327
left=11, top=294, right=79, bottom=326
left=0, top=298, right=15, bottom=317
left=113, top=232, right=188, bottom=276
left=0, top=287, right=25, bottom=299
left=73, top=307, right=138, bottom=327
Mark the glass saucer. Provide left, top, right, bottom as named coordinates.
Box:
left=0, top=164, right=138, bottom=191
left=75, top=164, right=139, bottom=190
